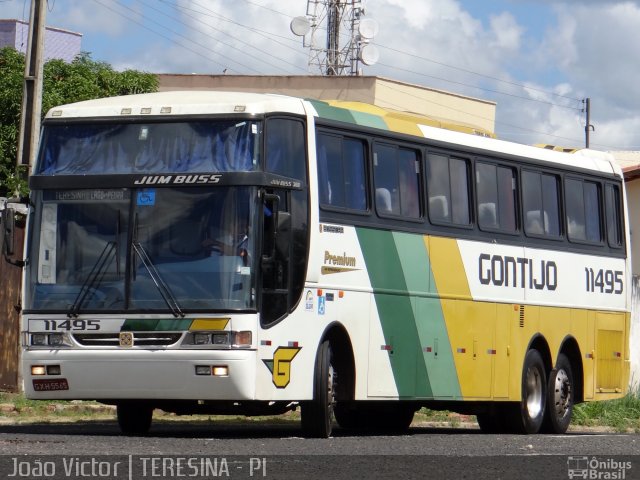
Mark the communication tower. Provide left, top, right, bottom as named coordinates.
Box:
left=291, top=0, right=379, bottom=76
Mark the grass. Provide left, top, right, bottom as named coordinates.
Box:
left=2, top=390, right=640, bottom=431
left=572, top=388, right=640, bottom=433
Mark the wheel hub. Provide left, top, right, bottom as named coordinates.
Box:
left=552, top=369, right=571, bottom=418
left=525, top=366, right=543, bottom=418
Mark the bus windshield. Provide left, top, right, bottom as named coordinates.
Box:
left=26, top=186, right=257, bottom=313
left=37, top=120, right=261, bottom=175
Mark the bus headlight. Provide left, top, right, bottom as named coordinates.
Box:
left=212, top=332, right=229, bottom=345
left=194, top=333, right=211, bottom=345
left=48, top=333, right=65, bottom=346
left=29, top=332, right=70, bottom=347
left=31, top=333, right=48, bottom=346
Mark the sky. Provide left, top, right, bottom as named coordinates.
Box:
left=2, top=0, right=640, bottom=151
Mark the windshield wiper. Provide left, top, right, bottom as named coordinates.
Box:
left=68, top=241, right=116, bottom=318
left=132, top=241, right=185, bottom=318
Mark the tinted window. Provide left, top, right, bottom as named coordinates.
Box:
left=522, top=171, right=560, bottom=237
left=605, top=184, right=623, bottom=248
left=266, top=119, right=306, bottom=180
left=476, top=162, right=516, bottom=232
left=317, top=133, right=367, bottom=211
left=427, top=153, right=470, bottom=226
left=373, top=144, right=421, bottom=218
left=566, top=178, right=601, bottom=243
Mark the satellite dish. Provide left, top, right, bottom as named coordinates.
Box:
left=290, top=16, right=311, bottom=36
left=358, top=18, right=379, bottom=39
left=359, top=44, right=379, bottom=66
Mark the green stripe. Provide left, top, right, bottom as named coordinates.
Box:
left=121, top=318, right=193, bottom=331
left=308, top=99, right=388, bottom=130
left=357, top=228, right=461, bottom=399
left=307, top=99, right=356, bottom=124
left=350, top=111, right=388, bottom=130
left=357, top=228, right=429, bottom=397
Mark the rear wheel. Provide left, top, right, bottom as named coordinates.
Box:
left=301, top=340, right=335, bottom=438
left=509, top=349, right=547, bottom=434
left=542, top=353, right=574, bottom=433
left=116, top=402, right=153, bottom=435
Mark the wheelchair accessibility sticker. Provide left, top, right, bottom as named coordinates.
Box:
left=137, top=189, right=156, bottom=206
left=318, top=296, right=326, bottom=315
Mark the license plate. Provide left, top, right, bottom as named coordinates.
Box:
left=33, top=379, right=69, bottom=391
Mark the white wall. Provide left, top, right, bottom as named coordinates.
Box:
left=630, top=277, right=640, bottom=391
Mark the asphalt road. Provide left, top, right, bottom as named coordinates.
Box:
left=0, top=421, right=638, bottom=479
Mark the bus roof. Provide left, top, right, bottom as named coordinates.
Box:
left=44, top=90, right=308, bottom=119
left=44, top=90, right=620, bottom=178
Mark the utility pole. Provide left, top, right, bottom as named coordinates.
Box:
left=583, top=97, right=594, bottom=149
left=16, top=0, right=46, bottom=186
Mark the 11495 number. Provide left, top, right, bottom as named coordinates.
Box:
left=585, top=268, right=623, bottom=294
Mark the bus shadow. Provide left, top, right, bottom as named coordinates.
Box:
left=0, top=421, right=607, bottom=439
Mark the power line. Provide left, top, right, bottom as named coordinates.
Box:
left=90, top=0, right=251, bottom=73
left=374, top=61, right=582, bottom=112
left=135, top=0, right=300, bottom=74
left=236, top=0, right=292, bottom=18
left=153, top=0, right=306, bottom=72
left=375, top=80, right=619, bottom=149
left=162, top=0, right=300, bottom=48
left=376, top=44, right=582, bottom=104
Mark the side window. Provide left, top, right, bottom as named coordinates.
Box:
left=522, top=171, right=560, bottom=237
left=316, top=133, right=367, bottom=211
left=475, top=162, right=517, bottom=232
left=373, top=144, right=421, bottom=218
left=266, top=118, right=306, bottom=180
left=605, top=183, right=623, bottom=248
left=427, top=153, right=470, bottom=226
left=565, top=178, right=602, bottom=243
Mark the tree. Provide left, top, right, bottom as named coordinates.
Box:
left=0, top=47, right=158, bottom=196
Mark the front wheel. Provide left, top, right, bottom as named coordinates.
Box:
left=542, top=353, right=574, bottom=433
left=301, top=340, right=335, bottom=438
left=116, top=402, right=153, bottom=435
left=509, top=349, right=547, bottom=434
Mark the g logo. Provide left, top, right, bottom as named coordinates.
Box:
left=263, top=347, right=301, bottom=388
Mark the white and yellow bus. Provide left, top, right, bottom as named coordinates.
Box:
left=15, top=91, right=630, bottom=436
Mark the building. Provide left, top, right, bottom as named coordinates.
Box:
left=0, top=18, right=81, bottom=62
left=158, top=74, right=497, bottom=135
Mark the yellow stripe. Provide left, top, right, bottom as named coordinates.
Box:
left=189, top=318, right=230, bottom=331
left=426, top=236, right=471, bottom=299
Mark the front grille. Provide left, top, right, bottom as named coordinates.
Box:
left=73, top=332, right=183, bottom=347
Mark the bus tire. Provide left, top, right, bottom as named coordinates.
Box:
left=117, top=402, right=153, bottom=435
left=541, top=353, right=574, bottom=434
left=301, top=340, right=335, bottom=438
left=509, top=349, right=547, bottom=434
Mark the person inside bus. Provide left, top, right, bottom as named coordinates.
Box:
left=202, top=213, right=249, bottom=259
